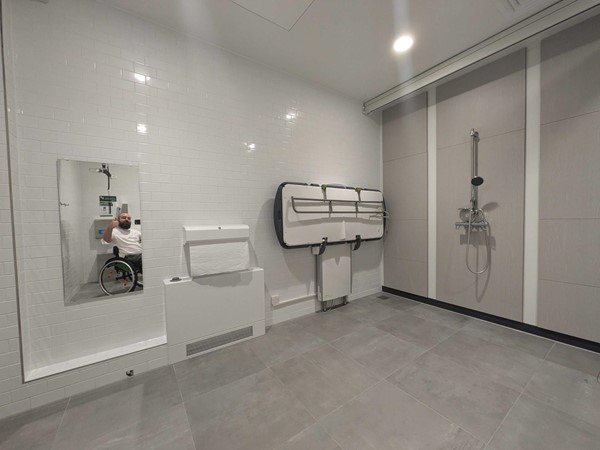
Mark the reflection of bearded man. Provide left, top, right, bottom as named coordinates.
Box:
left=102, top=212, right=142, bottom=272
left=118, top=214, right=131, bottom=229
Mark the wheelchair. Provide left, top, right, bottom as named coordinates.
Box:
left=99, top=246, right=143, bottom=296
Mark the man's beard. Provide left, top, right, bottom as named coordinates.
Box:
left=119, top=222, right=131, bottom=229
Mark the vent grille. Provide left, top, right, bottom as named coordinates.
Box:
left=377, top=295, right=390, bottom=300
left=186, top=326, right=253, bottom=356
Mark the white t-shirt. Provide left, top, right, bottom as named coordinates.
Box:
left=104, top=227, right=142, bottom=256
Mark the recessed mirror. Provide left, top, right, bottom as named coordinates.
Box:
left=57, top=160, right=143, bottom=304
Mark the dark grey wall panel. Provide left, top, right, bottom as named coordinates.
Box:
left=382, top=92, right=428, bottom=296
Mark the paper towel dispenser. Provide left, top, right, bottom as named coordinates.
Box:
left=183, top=224, right=250, bottom=277
left=94, top=217, right=114, bottom=239
left=184, top=224, right=249, bottom=243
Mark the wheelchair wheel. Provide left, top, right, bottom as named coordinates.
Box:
left=99, top=259, right=137, bottom=296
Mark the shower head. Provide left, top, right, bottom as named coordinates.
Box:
left=471, top=176, right=484, bottom=187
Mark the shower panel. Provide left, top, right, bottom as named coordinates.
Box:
left=455, top=129, right=490, bottom=274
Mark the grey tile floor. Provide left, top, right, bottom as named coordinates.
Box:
left=2, top=293, right=600, bottom=449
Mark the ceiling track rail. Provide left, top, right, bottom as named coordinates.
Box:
left=363, top=0, right=600, bottom=114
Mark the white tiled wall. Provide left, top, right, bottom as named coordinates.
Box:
left=0, top=0, right=381, bottom=418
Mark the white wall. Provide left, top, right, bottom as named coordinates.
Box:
left=0, top=0, right=381, bottom=418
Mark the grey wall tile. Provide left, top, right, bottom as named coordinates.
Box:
left=538, top=279, right=600, bottom=343
left=383, top=153, right=428, bottom=220
left=539, top=112, right=600, bottom=219
left=382, top=92, right=428, bottom=301
left=539, top=219, right=600, bottom=287
left=383, top=219, right=427, bottom=262
left=538, top=16, right=600, bottom=346
left=383, top=257, right=427, bottom=296
left=382, top=92, right=427, bottom=162
left=541, top=14, right=600, bottom=124
left=436, top=50, right=526, bottom=149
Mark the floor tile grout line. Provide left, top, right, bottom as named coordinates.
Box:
left=317, top=379, right=389, bottom=424
left=173, top=365, right=198, bottom=450
left=8, top=296, right=598, bottom=449
left=173, top=358, right=268, bottom=405
left=457, top=319, right=556, bottom=361
left=267, top=366, right=342, bottom=450
left=265, top=366, right=328, bottom=450
left=269, top=342, right=383, bottom=419
left=49, top=395, right=71, bottom=450
left=387, top=379, right=485, bottom=445
left=326, top=325, right=436, bottom=380
left=543, top=341, right=557, bottom=360
left=484, top=345, right=544, bottom=448
left=522, top=341, right=600, bottom=430
left=315, top=377, right=483, bottom=446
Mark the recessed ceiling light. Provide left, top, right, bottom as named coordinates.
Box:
left=393, top=35, right=414, bottom=53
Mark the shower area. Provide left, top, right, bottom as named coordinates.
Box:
left=384, top=11, right=600, bottom=346
left=383, top=49, right=527, bottom=322
left=455, top=129, right=490, bottom=276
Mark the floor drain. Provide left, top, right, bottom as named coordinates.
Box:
left=377, top=295, right=390, bottom=300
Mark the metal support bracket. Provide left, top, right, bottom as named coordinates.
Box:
left=353, top=235, right=362, bottom=251
left=313, top=237, right=328, bottom=256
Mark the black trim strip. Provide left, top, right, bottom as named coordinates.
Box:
left=382, top=286, right=600, bottom=354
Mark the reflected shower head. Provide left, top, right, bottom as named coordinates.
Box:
left=471, top=176, right=484, bottom=186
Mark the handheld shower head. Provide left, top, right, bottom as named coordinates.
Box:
left=471, top=176, right=484, bottom=186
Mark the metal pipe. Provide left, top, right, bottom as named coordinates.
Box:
left=470, top=129, right=478, bottom=179
left=470, top=129, right=480, bottom=210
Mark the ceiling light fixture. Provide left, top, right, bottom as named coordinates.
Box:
left=393, top=35, right=414, bottom=53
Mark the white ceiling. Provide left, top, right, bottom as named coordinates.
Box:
left=98, top=0, right=560, bottom=101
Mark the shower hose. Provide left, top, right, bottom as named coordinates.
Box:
left=466, top=208, right=490, bottom=275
